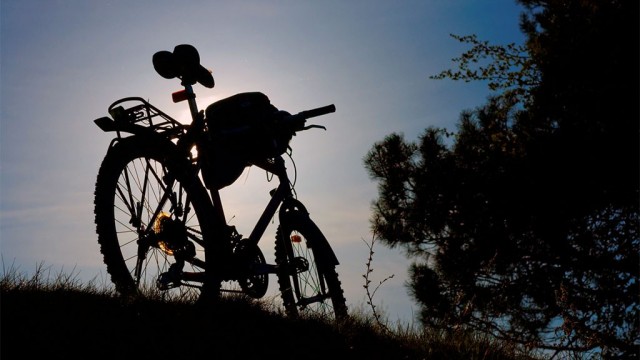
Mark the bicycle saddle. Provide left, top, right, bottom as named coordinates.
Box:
left=152, top=44, right=215, bottom=88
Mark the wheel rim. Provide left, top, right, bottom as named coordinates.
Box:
left=112, top=156, right=205, bottom=301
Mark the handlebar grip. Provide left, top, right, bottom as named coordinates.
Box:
left=299, top=104, right=336, bottom=120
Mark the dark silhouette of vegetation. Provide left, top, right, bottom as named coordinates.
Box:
left=0, top=266, right=537, bottom=360
left=362, top=234, right=395, bottom=334
left=364, top=0, right=638, bottom=357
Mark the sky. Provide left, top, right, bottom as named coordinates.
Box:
left=1, top=0, right=525, bottom=324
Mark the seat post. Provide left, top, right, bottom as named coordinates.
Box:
left=183, top=83, right=200, bottom=122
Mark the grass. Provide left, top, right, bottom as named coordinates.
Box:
left=0, top=264, right=539, bottom=360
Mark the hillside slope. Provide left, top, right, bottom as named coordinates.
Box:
left=1, top=282, right=533, bottom=359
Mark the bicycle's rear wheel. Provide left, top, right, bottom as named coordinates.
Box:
left=275, top=213, right=348, bottom=321
left=94, top=138, right=218, bottom=301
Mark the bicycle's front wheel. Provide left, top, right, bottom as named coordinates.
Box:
left=94, top=137, right=218, bottom=301
left=275, top=213, right=348, bottom=321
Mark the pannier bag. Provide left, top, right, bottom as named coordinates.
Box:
left=201, top=92, right=292, bottom=189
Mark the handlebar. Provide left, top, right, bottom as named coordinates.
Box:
left=281, top=104, right=335, bottom=132
left=298, top=104, right=336, bottom=120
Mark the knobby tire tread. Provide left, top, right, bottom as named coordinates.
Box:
left=274, top=213, right=348, bottom=321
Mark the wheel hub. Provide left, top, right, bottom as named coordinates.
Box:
left=152, top=212, right=193, bottom=258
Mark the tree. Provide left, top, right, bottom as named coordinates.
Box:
left=364, top=0, right=638, bottom=357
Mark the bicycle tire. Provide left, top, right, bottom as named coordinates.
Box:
left=94, top=137, right=219, bottom=301
left=275, top=212, right=348, bottom=321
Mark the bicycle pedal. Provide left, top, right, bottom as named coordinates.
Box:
left=157, top=272, right=180, bottom=290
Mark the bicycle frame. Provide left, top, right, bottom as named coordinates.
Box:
left=245, top=157, right=292, bottom=247
left=178, top=84, right=338, bottom=266
left=206, top=154, right=340, bottom=273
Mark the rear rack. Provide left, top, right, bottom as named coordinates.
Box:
left=107, top=97, right=185, bottom=138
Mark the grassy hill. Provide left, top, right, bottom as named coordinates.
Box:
left=1, top=269, right=537, bottom=359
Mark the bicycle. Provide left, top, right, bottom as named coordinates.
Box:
left=92, top=44, right=348, bottom=320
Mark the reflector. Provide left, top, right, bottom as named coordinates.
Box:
left=172, top=90, right=194, bottom=103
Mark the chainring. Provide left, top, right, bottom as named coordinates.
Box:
left=234, top=241, right=269, bottom=299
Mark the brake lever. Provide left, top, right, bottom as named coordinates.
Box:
left=301, top=124, right=327, bottom=131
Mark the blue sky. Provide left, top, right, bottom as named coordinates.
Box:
left=1, top=0, right=525, bottom=323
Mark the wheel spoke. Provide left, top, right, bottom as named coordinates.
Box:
left=122, top=164, right=140, bottom=225
left=115, top=183, right=136, bottom=220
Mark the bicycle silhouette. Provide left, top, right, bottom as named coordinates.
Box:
left=93, top=45, right=347, bottom=320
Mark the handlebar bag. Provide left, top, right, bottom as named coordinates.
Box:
left=202, top=92, right=292, bottom=189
